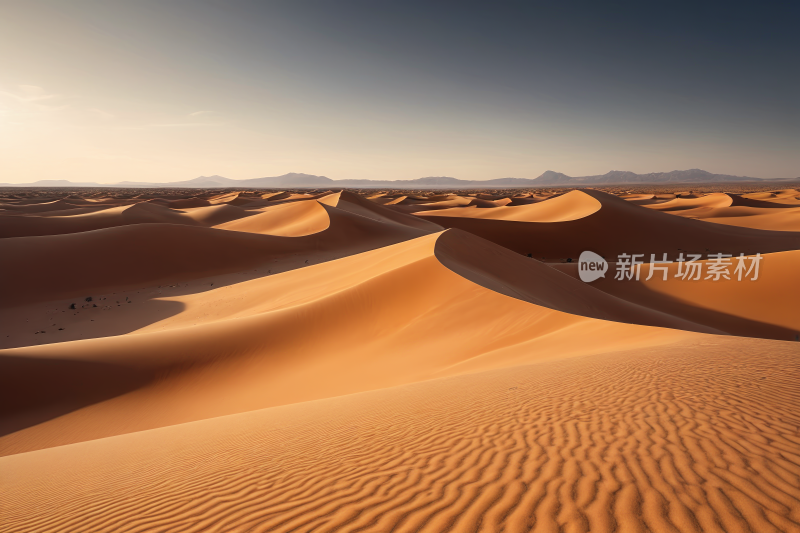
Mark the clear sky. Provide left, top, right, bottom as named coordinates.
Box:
left=1, top=0, right=798, bottom=183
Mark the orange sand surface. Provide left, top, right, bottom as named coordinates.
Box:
left=412, top=190, right=601, bottom=221
left=1, top=186, right=798, bottom=532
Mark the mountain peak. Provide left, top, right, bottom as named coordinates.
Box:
left=533, top=171, right=572, bottom=183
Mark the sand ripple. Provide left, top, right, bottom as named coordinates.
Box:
left=3, top=338, right=798, bottom=533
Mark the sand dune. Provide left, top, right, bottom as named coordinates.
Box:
left=229, top=191, right=324, bottom=208
left=178, top=203, right=254, bottom=225
left=1, top=229, right=716, bottom=456
left=2, top=186, right=798, bottom=533
left=435, top=229, right=714, bottom=333
left=0, top=202, right=203, bottom=238
left=675, top=207, right=800, bottom=232
left=331, top=191, right=443, bottom=232
left=729, top=193, right=800, bottom=208
left=644, top=192, right=800, bottom=231
left=554, top=250, right=800, bottom=340
left=672, top=205, right=781, bottom=219
left=466, top=197, right=513, bottom=208
left=700, top=210, right=800, bottom=231
left=370, top=195, right=407, bottom=205
left=0, top=203, right=428, bottom=308
left=741, top=189, right=800, bottom=205
left=645, top=192, right=800, bottom=213
left=644, top=193, right=734, bottom=211
left=403, top=198, right=474, bottom=210
left=0, top=198, right=86, bottom=213
left=165, top=197, right=212, bottom=209
left=619, top=193, right=655, bottom=201
left=216, top=199, right=332, bottom=236
left=1, top=205, right=113, bottom=217
left=619, top=193, right=675, bottom=206
left=416, top=190, right=601, bottom=222
left=418, top=189, right=800, bottom=261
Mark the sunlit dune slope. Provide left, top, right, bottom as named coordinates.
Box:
left=2, top=336, right=798, bottom=533
left=415, top=190, right=601, bottom=222
left=619, top=193, right=655, bottom=201
left=741, top=189, right=800, bottom=205
left=216, top=200, right=331, bottom=236
left=418, top=189, right=800, bottom=261
left=729, top=193, right=800, bottom=208
left=466, top=197, right=512, bottom=208
left=643, top=193, right=734, bottom=211
left=396, top=197, right=473, bottom=210
left=619, top=193, right=675, bottom=206
left=178, top=204, right=253, bottom=225
left=0, top=229, right=712, bottom=456
left=232, top=191, right=330, bottom=208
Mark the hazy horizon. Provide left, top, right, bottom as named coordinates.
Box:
left=1, top=0, right=798, bottom=184
left=2, top=168, right=792, bottom=186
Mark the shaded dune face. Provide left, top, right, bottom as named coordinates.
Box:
left=433, top=230, right=716, bottom=334
left=0, top=355, right=150, bottom=439
left=1, top=187, right=799, bottom=533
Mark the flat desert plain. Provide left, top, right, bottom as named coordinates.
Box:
left=1, top=186, right=799, bottom=533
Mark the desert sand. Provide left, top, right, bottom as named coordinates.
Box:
left=1, top=185, right=798, bottom=532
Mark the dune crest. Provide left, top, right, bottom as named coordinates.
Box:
left=216, top=200, right=331, bottom=236
left=417, top=190, right=601, bottom=222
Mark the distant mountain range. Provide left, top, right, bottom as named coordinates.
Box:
left=1, top=169, right=791, bottom=189
left=530, top=169, right=765, bottom=185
